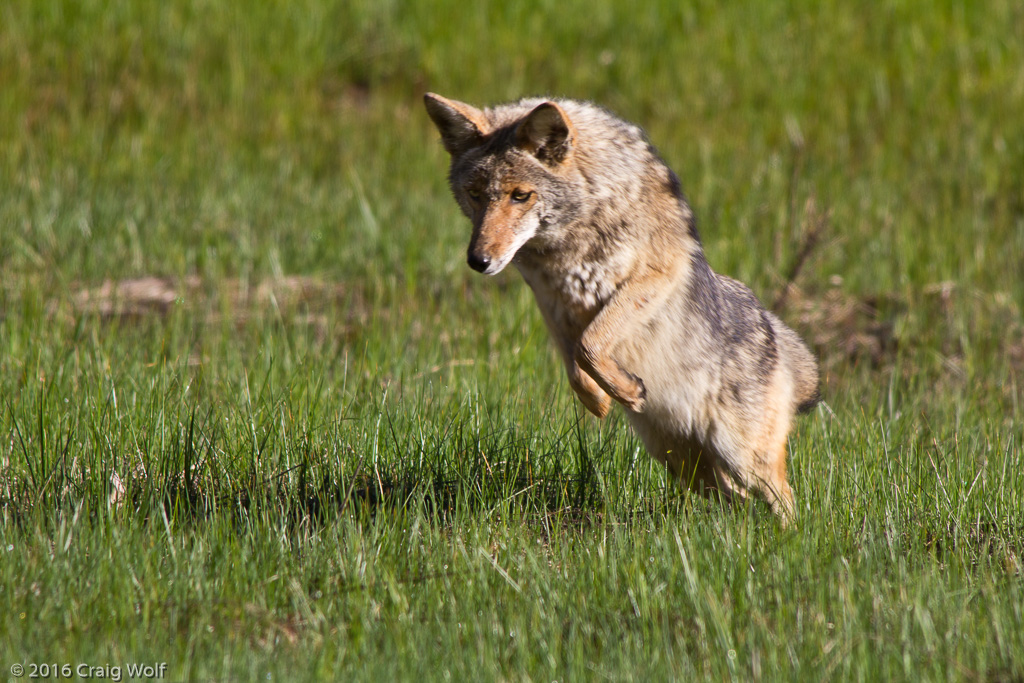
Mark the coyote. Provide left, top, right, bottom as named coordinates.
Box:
left=424, top=93, right=819, bottom=521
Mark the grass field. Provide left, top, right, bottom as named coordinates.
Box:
left=2, top=0, right=1023, bottom=679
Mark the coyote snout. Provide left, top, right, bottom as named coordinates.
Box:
left=425, top=93, right=820, bottom=523
left=464, top=188, right=540, bottom=275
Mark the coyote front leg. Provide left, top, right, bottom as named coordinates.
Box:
left=567, top=360, right=613, bottom=418
left=549, top=323, right=613, bottom=419
left=575, top=265, right=681, bottom=414
left=525, top=278, right=614, bottom=419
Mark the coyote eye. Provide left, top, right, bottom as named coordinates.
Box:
left=509, top=189, right=533, bottom=203
left=466, top=188, right=482, bottom=201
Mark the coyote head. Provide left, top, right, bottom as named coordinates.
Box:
left=424, top=93, right=578, bottom=275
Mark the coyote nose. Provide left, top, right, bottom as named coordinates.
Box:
left=467, top=250, right=491, bottom=273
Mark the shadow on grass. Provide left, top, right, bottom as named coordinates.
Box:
left=2, top=406, right=673, bottom=534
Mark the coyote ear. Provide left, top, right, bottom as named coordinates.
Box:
left=516, top=101, right=574, bottom=165
left=424, top=93, right=489, bottom=155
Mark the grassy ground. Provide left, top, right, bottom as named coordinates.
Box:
left=2, top=0, right=1023, bottom=679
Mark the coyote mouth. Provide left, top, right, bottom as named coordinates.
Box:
left=468, top=215, right=539, bottom=275
left=468, top=245, right=520, bottom=276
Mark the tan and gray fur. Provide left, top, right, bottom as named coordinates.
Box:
left=424, top=93, right=819, bottom=521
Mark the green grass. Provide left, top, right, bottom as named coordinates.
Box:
left=2, top=0, right=1023, bottom=679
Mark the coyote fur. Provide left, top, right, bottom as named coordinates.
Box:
left=424, top=93, right=820, bottom=521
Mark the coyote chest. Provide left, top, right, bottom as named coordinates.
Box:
left=517, top=256, right=619, bottom=329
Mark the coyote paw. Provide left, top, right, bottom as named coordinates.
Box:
left=621, top=373, right=647, bottom=413
left=574, top=345, right=647, bottom=414
left=581, top=391, right=613, bottom=419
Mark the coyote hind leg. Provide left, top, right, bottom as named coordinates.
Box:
left=750, top=440, right=795, bottom=526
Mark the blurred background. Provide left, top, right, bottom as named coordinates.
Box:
left=3, top=1, right=1021, bottom=386
left=1, top=0, right=1022, bottom=473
